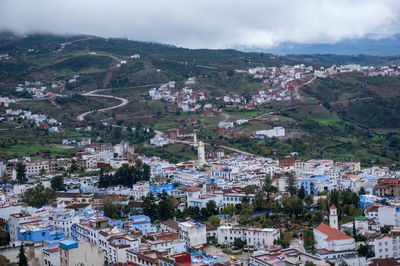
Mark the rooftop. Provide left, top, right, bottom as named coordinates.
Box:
left=315, top=223, right=353, bottom=241
left=161, top=220, right=179, bottom=230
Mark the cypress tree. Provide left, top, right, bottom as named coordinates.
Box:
left=17, top=242, right=28, bottom=266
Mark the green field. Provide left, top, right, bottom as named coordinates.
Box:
left=0, top=143, right=79, bottom=161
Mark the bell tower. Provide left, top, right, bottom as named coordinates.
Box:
left=329, top=205, right=338, bottom=230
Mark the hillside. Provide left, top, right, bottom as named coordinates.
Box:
left=0, top=33, right=399, bottom=167
left=301, top=73, right=400, bottom=129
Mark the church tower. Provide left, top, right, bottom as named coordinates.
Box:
left=329, top=205, right=338, bottom=230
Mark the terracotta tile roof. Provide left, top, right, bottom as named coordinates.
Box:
left=369, top=258, right=399, bottom=266
left=161, top=220, right=179, bottom=230
left=330, top=204, right=337, bottom=210
left=315, top=223, right=353, bottom=241
left=365, top=204, right=381, bottom=213
left=185, top=186, right=201, bottom=192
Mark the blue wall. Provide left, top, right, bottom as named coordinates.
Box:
left=18, top=227, right=65, bottom=242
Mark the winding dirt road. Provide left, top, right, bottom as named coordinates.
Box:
left=76, top=89, right=129, bottom=121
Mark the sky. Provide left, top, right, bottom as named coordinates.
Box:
left=1, top=0, right=400, bottom=49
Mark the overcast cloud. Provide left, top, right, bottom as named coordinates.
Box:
left=1, top=0, right=399, bottom=49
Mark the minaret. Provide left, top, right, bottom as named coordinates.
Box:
left=329, top=204, right=338, bottom=230
left=193, top=133, right=197, bottom=145
left=198, top=141, right=206, bottom=167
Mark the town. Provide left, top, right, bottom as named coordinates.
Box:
left=0, top=132, right=399, bottom=266
left=2, top=2, right=400, bottom=265
left=148, top=63, right=399, bottom=113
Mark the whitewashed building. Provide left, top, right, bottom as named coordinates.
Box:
left=373, top=234, right=400, bottom=259
left=178, top=221, right=206, bottom=249
left=217, top=225, right=279, bottom=248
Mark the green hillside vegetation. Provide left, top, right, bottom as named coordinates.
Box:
left=302, top=73, right=400, bottom=129
left=12, top=96, right=120, bottom=124
left=48, top=55, right=113, bottom=72
left=0, top=33, right=400, bottom=167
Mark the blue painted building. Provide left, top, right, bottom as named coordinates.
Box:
left=130, top=215, right=157, bottom=235
left=108, top=218, right=123, bottom=228
left=298, top=175, right=331, bottom=195
left=358, top=194, right=382, bottom=209
left=297, top=177, right=318, bottom=195
left=59, top=239, right=78, bottom=250
left=149, top=183, right=177, bottom=195
left=18, top=225, right=64, bottom=243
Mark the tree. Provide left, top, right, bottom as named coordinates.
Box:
left=305, top=262, right=317, bottom=266
left=39, top=168, right=46, bottom=177
left=158, top=192, right=175, bottom=221
left=142, top=193, right=157, bottom=221
left=304, top=195, right=313, bottom=207
left=98, top=161, right=151, bottom=188
left=122, top=204, right=131, bottom=217
left=51, top=175, right=65, bottom=191
left=69, top=160, right=79, bottom=173
left=263, top=174, right=277, bottom=200
left=222, top=204, right=237, bottom=217
left=102, top=200, right=120, bottom=219
left=303, top=229, right=314, bottom=250
left=233, top=238, right=246, bottom=249
left=294, top=198, right=304, bottom=218
left=270, top=201, right=282, bottom=224
left=98, top=167, right=109, bottom=188
left=329, top=189, right=340, bottom=208
left=311, top=211, right=323, bottom=225
left=380, top=226, right=390, bottom=234
left=16, top=162, right=26, bottom=183
left=245, top=186, right=255, bottom=194
left=23, top=184, right=56, bottom=208
left=200, top=208, right=210, bottom=218
left=181, top=206, right=202, bottom=220
left=208, top=216, right=220, bottom=227
left=285, top=172, right=297, bottom=195
left=17, top=242, right=28, bottom=266
left=357, top=244, right=370, bottom=257
left=358, top=187, right=366, bottom=195
left=206, top=200, right=218, bottom=216
left=298, top=185, right=306, bottom=199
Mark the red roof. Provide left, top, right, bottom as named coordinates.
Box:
left=329, top=204, right=337, bottom=210
left=315, top=223, right=353, bottom=241
left=186, top=186, right=201, bottom=192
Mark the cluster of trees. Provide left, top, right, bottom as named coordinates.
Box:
left=141, top=192, right=177, bottom=222
left=140, top=193, right=221, bottom=224
left=55, top=94, right=86, bottom=105
left=136, top=146, right=192, bottom=164
left=23, top=184, right=56, bottom=208
left=51, top=175, right=66, bottom=191
left=215, top=174, right=362, bottom=231
left=174, top=200, right=219, bottom=222
left=98, top=161, right=150, bottom=188
left=16, top=162, right=27, bottom=183
left=102, top=199, right=131, bottom=219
